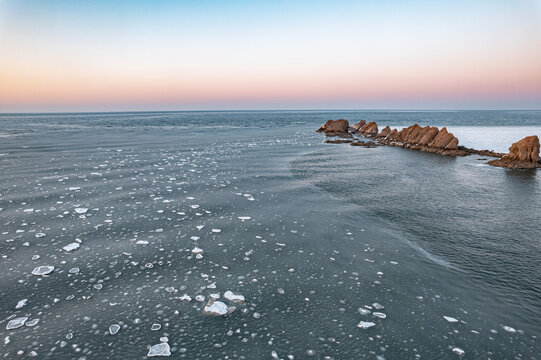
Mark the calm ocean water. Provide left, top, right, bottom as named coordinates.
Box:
left=0, top=111, right=540, bottom=359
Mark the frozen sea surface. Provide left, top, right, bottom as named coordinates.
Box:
left=0, top=111, right=540, bottom=359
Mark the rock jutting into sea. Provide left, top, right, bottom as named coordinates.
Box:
left=487, top=135, right=541, bottom=169
left=316, top=119, right=351, bottom=137
left=317, top=120, right=540, bottom=169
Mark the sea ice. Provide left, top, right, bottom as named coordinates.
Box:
left=147, top=342, right=171, bottom=357
left=443, top=316, right=459, bottom=323
left=35, top=233, right=46, bottom=238
left=74, top=208, right=88, bottom=214
left=136, top=240, right=150, bottom=245
left=179, top=294, right=192, bottom=302
left=25, top=319, right=39, bottom=327
left=6, top=317, right=28, bottom=330
left=63, top=242, right=80, bottom=252
left=151, top=324, right=161, bottom=331
left=373, top=312, right=387, bottom=319
left=32, top=266, right=54, bottom=276
left=224, top=291, right=245, bottom=304
left=15, top=299, right=28, bottom=309
left=211, top=228, right=221, bottom=233
left=372, top=303, right=384, bottom=310
left=238, top=216, right=251, bottom=221
left=69, top=187, right=81, bottom=191
left=502, top=325, right=517, bottom=333
left=191, top=247, right=203, bottom=255
left=357, top=321, right=376, bottom=329
left=203, top=299, right=236, bottom=316
left=452, top=347, right=465, bottom=356
left=109, top=324, right=120, bottom=335
left=358, top=308, right=371, bottom=315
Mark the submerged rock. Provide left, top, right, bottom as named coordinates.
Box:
left=350, top=141, right=377, bottom=148
left=488, top=135, right=540, bottom=169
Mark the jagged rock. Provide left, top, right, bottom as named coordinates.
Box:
left=350, top=120, right=366, bottom=132
left=358, top=122, right=378, bottom=137
left=488, top=135, right=540, bottom=169
left=316, top=119, right=350, bottom=136
left=375, top=126, right=391, bottom=139
left=385, top=128, right=399, bottom=141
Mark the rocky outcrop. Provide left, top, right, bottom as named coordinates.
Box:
left=357, top=122, right=378, bottom=137
left=488, top=136, right=540, bottom=169
left=350, top=120, right=366, bottom=132
left=315, top=120, right=539, bottom=166
left=351, top=141, right=378, bottom=148
left=375, top=126, right=391, bottom=139
left=316, top=119, right=350, bottom=137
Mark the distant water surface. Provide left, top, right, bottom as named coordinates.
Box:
left=0, top=110, right=539, bottom=359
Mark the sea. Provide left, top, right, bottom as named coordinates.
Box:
left=0, top=110, right=540, bottom=359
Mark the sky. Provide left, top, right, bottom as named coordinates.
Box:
left=0, top=0, right=540, bottom=112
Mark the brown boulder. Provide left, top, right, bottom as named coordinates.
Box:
left=358, top=121, right=378, bottom=137
left=375, top=126, right=391, bottom=139
left=385, top=128, right=399, bottom=141
left=350, top=120, right=366, bottom=132
left=488, top=135, right=540, bottom=169
left=316, top=119, right=350, bottom=136
left=418, top=126, right=440, bottom=145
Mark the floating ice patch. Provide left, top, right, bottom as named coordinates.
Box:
left=224, top=291, right=245, bottom=304
left=35, top=233, right=46, bottom=238
left=195, top=295, right=205, bottom=302
left=358, top=308, right=371, bottom=315
left=69, top=187, right=81, bottom=191
left=147, top=342, right=171, bottom=357
left=69, top=267, right=80, bottom=274
left=151, top=324, right=161, bottom=331
left=373, top=312, right=387, bottom=319
left=74, top=208, right=88, bottom=214
left=15, top=299, right=28, bottom=309
left=196, top=225, right=204, bottom=230
left=443, top=316, right=459, bottom=323
left=63, top=242, right=80, bottom=252
left=452, top=347, right=465, bottom=356
left=372, top=303, right=384, bottom=310
left=190, top=205, right=200, bottom=209
left=6, top=317, right=28, bottom=330
left=179, top=294, right=192, bottom=302
left=191, top=247, right=203, bottom=255
left=202, top=299, right=236, bottom=316
left=238, top=216, right=251, bottom=221
left=211, top=228, right=221, bottom=233
left=25, top=319, right=39, bottom=327
left=502, top=325, right=517, bottom=333
left=32, top=266, right=54, bottom=276
left=136, top=240, right=149, bottom=245
left=357, top=321, right=376, bottom=329
left=23, top=208, right=34, bottom=213
left=109, top=324, right=120, bottom=335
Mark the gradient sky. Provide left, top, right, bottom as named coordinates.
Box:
left=1, top=0, right=541, bottom=112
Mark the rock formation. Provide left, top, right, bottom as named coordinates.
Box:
left=316, top=120, right=539, bottom=168
left=350, top=120, right=366, bottom=132
left=357, top=121, right=378, bottom=137
left=316, top=119, right=350, bottom=137
left=488, top=136, right=540, bottom=169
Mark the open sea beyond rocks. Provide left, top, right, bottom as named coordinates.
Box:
left=0, top=110, right=540, bottom=359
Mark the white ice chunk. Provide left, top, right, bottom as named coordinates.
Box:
left=69, top=187, right=81, bottom=191
left=151, top=324, right=161, bottom=331
left=452, top=347, right=465, bottom=356
left=25, top=319, right=39, bottom=327
left=191, top=247, right=203, bottom=255
left=31, top=266, right=54, bottom=276
left=74, top=208, right=88, bottom=214
left=372, top=303, right=384, bottom=310
left=357, top=321, right=376, bottom=329
left=6, top=317, right=28, bottom=330
left=63, top=242, right=80, bottom=252
left=224, top=291, right=245, bottom=304
left=202, top=299, right=236, bottom=316
left=147, top=342, right=171, bottom=357
left=35, top=233, right=46, bottom=238
left=373, top=312, right=387, bottom=319
left=109, top=324, right=120, bottom=335
left=211, top=228, right=221, bottom=233
left=238, top=216, right=251, bottom=221
left=179, top=294, right=192, bottom=302
left=443, top=316, right=459, bottom=323
left=358, top=308, right=371, bottom=315
left=502, top=325, right=517, bottom=333
left=136, top=240, right=149, bottom=245
left=15, top=299, right=27, bottom=309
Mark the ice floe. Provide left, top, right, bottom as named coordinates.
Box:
left=224, top=291, right=245, bottom=304
left=357, top=321, right=376, bottom=329
left=74, top=207, right=88, bottom=214
left=443, top=316, right=459, bottom=323
left=502, top=325, right=517, bottom=333
left=452, top=347, right=465, bottom=356
left=31, top=265, right=54, bottom=276
left=109, top=324, right=120, bottom=335
left=202, top=299, right=236, bottom=316
left=147, top=342, right=171, bottom=357
left=63, top=242, right=80, bottom=252
left=6, top=317, right=28, bottom=330
left=15, top=299, right=28, bottom=309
